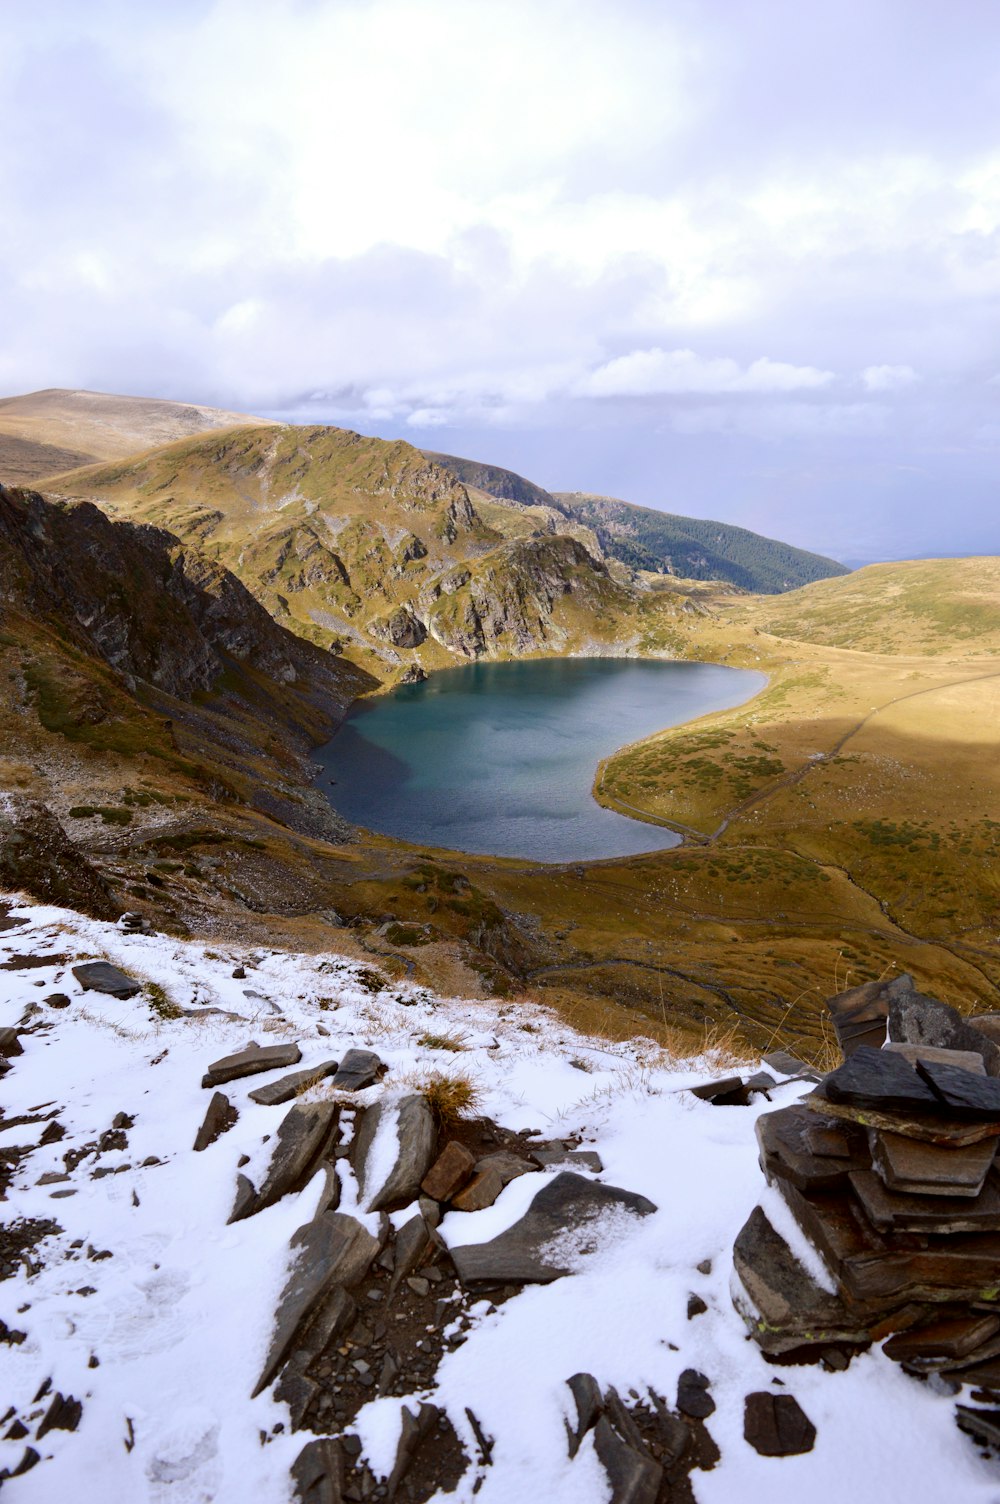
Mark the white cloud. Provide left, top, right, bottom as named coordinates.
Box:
left=580, top=348, right=835, bottom=398
left=861, top=364, right=919, bottom=391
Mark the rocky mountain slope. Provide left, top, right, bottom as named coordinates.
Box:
left=0, top=482, right=373, bottom=874
left=422, top=447, right=847, bottom=593
left=44, top=426, right=640, bottom=679
left=0, top=388, right=275, bottom=488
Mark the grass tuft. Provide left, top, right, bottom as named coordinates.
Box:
left=416, top=1069, right=481, bottom=1127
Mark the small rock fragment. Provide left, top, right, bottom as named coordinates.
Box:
left=744, top=1391, right=816, bottom=1456
left=421, top=1141, right=476, bottom=1202
left=676, top=1369, right=715, bottom=1419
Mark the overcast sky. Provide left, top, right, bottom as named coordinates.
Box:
left=4, top=0, right=1000, bottom=563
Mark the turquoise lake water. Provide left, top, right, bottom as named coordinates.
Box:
left=315, top=658, right=766, bottom=863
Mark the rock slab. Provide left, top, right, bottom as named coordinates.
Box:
left=202, top=1041, right=302, bottom=1088
left=744, top=1392, right=816, bottom=1456
left=248, top=1060, right=339, bottom=1106
left=451, top=1172, right=656, bottom=1285
left=72, top=962, right=141, bottom=1000
left=354, top=1094, right=436, bottom=1213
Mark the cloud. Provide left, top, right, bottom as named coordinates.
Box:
left=862, top=364, right=919, bottom=391
left=580, top=348, right=835, bottom=398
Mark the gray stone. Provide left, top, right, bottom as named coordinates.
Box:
left=744, top=1392, right=816, bottom=1456
left=884, top=1043, right=986, bottom=1074
left=232, top=1101, right=337, bottom=1221
left=916, top=1058, right=1000, bottom=1119
left=193, top=1091, right=236, bottom=1152
left=592, top=1415, right=662, bottom=1504
left=202, top=1041, right=302, bottom=1088
left=762, top=1050, right=821, bottom=1082
left=386, top=1403, right=443, bottom=1498
left=869, top=1127, right=996, bottom=1197
left=0, top=1027, right=23, bottom=1057
left=532, top=1148, right=604, bottom=1173
left=971, top=1014, right=1000, bottom=1047
left=451, top=1172, right=657, bottom=1285
left=566, top=1372, right=603, bottom=1458
left=686, top=1074, right=748, bottom=1104
left=813, top=1093, right=1000, bottom=1147
left=255, top=1212, right=380, bottom=1394
left=822, top=1046, right=940, bottom=1112
left=291, top=1437, right=347, bottom=1504
left=390, top=1210, right=441, bottom=1294
left=757, top=1104, right=870, bottom=1193
left=353, top=1094, right=436, bottom=1213
left=888, top=988, right=1000, bottom=1077
left=474, top=1151, right=537, bottom=1187
left=883, top=1313, right=1000, bottom=1368
left=330, top=1048, right=385, bottom=1092
left=248, top=1060, right=339, bottom=1106
left=676, top=1369, right=714, bottom=1419
left=72, top=962, right=141, bottom=1000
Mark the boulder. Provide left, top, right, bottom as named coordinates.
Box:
left=825, top=976, right=895, bottom=1056
left=450, top=1172, right=656, bottom=1285
left=248, top=1060, right=339, bottom=1106
left=72, top=962, right=141, bottom=1000
left=330, top=1048, right=385, bottom=1092
left=255, top=1212, right=380, bottom=1394
left=744, top=1392, right=816, bottom=1456
left=353, top=1094, right=436, bottom=1213
left=888, top=987, right=1000, bottom=1077
left=202, top=1041, right=302, bottom=1088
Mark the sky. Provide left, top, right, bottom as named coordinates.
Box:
left=3, top=0, right=999, bottom=564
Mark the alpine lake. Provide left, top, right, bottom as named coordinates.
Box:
left=315, top=657, right=766, bottom=864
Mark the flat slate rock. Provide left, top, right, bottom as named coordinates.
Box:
left=885, top=1043, right=986, bottom=1075
left=248, top=1060, right=339, bottom=1106
left=203, top=1041, right=302, bottom=1088
left=849, top=1168, right=1000, bottom=1235
left=757, top=1104, right=869, bottom=1193
left=233, top=1100, right=337, bottom=1220
left=822, top=1046, right=940, bottom=1112
left=732, top=1206, right=876, bottom=1355
left=883, top=1313, right=1000, bottom=1366
left=592, top=1414, right=662, bottom=1504
left=193, top=1091, right=237, bottom=1152
left=71, top=961, right=141, bottom=999
left=686, top=1074, right=749, bottom=1105
left=762, top=1050, right=822, bottom=1082
left=825, top=977, right=896, bottom=1056
left=450, top=1172, right=656, bottom=1285
left=916, top=1058, right=1000, bottom=1120
left=255, top=1211, right=380, bottom=1395
left=353, top=1094, right=436, bottom=1213
left=869, top=1127, right=996, bottom=1198
left=888, top=990, right=1000, bottom=1077
left=330, top=1048, right=385, bottom=1092
left=744, top=1392, right=816, bottom=1456
left=811, top=1093, right=1000, bottom=1148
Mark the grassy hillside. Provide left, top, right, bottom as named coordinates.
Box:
left=557, top=491, right=849, bottom=593
left=46, top=425, right=641, bottom=680
left=0, top=387, right=274, bottom=488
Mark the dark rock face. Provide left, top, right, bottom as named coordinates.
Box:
left=915, top=1058, right=1000, bottom=1118
left=450, top=1172, right=656, bottom=1285
left=192, top=1091, right=237, bottom=1152
left=370, top=606, right=427, bottom=648
left=72, top=961, right=141, bottom=999
left=676, top=1370, right=715, bottom=1420
left=0, top=798, right=121, bottom=920
left=744, top=1392, right=816, bottom=1456
left=233, top=1101, right=337, bottom=1221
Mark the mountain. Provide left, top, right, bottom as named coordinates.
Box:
left=0, top=386, right=276, bottom=488
left=44, top=425, right=639, bottom=677
left=420, top=447, right=846, bottom=593
left=556, top=492, right=848, bottom=593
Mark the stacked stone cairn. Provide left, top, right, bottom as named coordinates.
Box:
left=733, top=974, right=1000, bottom=1446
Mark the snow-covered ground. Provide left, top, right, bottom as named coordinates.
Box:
left=0, top=897, right=996, bottom=1503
